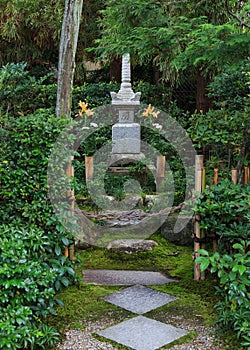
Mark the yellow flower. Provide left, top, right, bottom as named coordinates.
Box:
left=142, top=104, right=160, bottom=118
left=79, top=101, right=88, bottom=111
left=85, top=108, right=93, bottom=117
left=78, top=100, right=93, bottom=117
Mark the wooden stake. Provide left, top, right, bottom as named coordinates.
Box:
left=212, top=167, right=219, bottom=252
left=194, top=155, right=204, bottom=281
left=213, top=239, right=218, bottom=253
left=231, top=168, right=237, bottom=185
left=213, top=168, right=218, bottom=185
left=201, top=167, right=206, bottom=192
left=64, top=247, right=69, bottom=258
left=195, top=155, right=204, bottom=192
left=200, top=167, right=206, bottom=280
left=69, top=243, right=75, bottom=261
left=65, top=156, right=75, bottom=261
left=244, top=166, right=250, bottom=185
left=85, top=156, right=94, bottom=181
left=156, top=155, right=166, bottom=192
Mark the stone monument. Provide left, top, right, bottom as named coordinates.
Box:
left=111, top=54, right=143, bottom=163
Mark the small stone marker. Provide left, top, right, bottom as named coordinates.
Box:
left=97, top=315, right=189, bottom=350
left=102, top=284, right=178, bottom=314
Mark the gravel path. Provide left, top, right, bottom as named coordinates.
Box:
left=57, top=314, right=229, bottom=350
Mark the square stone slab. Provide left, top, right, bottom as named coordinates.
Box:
left=102, top=284, right=178, bottom=314
left=82, top=270, right=176, bottom=286
left=97, top=316, right=188, bottom=350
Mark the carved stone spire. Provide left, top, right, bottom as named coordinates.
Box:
left=121, top=53, right=132, bottom=90
left=111, top=53, right=141, bottom=105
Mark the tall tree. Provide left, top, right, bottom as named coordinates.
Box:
left=95, top=0, right=250, bottom=111
left=56, top=0, right=83, bottom=117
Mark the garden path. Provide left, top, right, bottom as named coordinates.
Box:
left=82, top=269, right=188, bottom=349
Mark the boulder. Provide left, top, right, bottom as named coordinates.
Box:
left=161, top=212, right=194, bottom=246
left=107, top=239, right=158, bottom=254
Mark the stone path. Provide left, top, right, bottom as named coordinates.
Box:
left=83, top=270, right=189, bottom=349
left=82, top=269, right=176, bottom=286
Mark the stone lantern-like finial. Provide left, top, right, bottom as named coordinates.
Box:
left=111, top=54, right=141, bottom=156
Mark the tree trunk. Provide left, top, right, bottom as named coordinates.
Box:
left=196, top=71, right=212, bottom=113
left=56, top=0, right=83, bottom=117
left=110, top=57, right=122, bottom=82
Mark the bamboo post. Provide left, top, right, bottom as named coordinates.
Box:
left=212, top=167, right=219, bottom=252
left=231, top=168, right=237, bottom=185
left=213, top=168, right=218, bottom=185
left=66, top=156, right=75, bottom=261
left=64, top=247, right=69, bottom=258
left=194, top=155, right=204, bottom=281
left=85, top=156, right=94, bottom=182
left=244, top=166, right=250, bottom=185
left=156, top=155, right=166, bottom=192
left=200, top=167, right=206, bottom=280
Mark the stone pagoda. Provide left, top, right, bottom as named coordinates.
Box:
left=110, top=54, right=143, bottom=163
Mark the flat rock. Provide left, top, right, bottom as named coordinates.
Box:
left=102, top=284, right=178, bottom=314
left=97, top=316, right=189, bottom=350
left=107, top=239, right=158, bottom=253
left=82, top=270, right=176, bottom=286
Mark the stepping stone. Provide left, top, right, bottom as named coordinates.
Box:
left=82, top=270, right=176, bottom=286
left=97, top=316, right=188, bottom=350
left=102, top=284, right=178, bottom=314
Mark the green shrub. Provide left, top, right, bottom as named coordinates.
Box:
left=0, top=109, right=77, bottom=349
left=0, top=62, right=178, bottom=118
left=193, top=180, right=249, bottom=251
left=197, top=242, right=250, bottom=349
left=194, top=180, right=250, bottom=348
left=0, top=225, right=64, bottom=349
left=0, top=62, right=54, bottom=116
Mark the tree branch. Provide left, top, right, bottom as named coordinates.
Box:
left=225, top=0, right=250, bottom=29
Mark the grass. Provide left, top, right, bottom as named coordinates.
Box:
left=48, top=231, right=243, bottom=349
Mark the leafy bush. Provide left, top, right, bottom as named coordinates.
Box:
left=194, top=180, right=250, bottom=348
left=193, top=180, right=249, bottom=251
left=0, top=62, right=176, bottom=118
left=0, top=109, right=77, bottom=349
left=197, top=242, right=250, bottom=348
left=0, top=62, right=53, bottom=116
left=0, top=225, right=62, bottom=350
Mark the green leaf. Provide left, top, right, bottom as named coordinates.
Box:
left=66, top=267, right=75, bottom=276
left=198, top=249, right=209, bottom=256
left=61, top=277, right=69, bottom=287
left=195, top=256, right=210, bottom=271
left=55, top=245, right=61, bottom=256
left=55, top=298, right=64, bottom=307
left=55, top=280, right=61, bottom=291
left=232, top=243, right=244, bottom=252
left=238, top=265, right=246, bottom=275
left=61, top=236, right=69, bottom=246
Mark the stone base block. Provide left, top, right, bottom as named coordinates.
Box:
left=112, top=123, right=140, bottom=154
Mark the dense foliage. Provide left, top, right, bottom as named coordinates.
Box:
left=0, top=0, right=104, bottom=81
left=0, top=108, right=77, bottom=349
left=188, top=59, right=250, bottom=172
left=95, top=0, right=249, bottom=77
left=194, top=181, right=250, bottom=348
